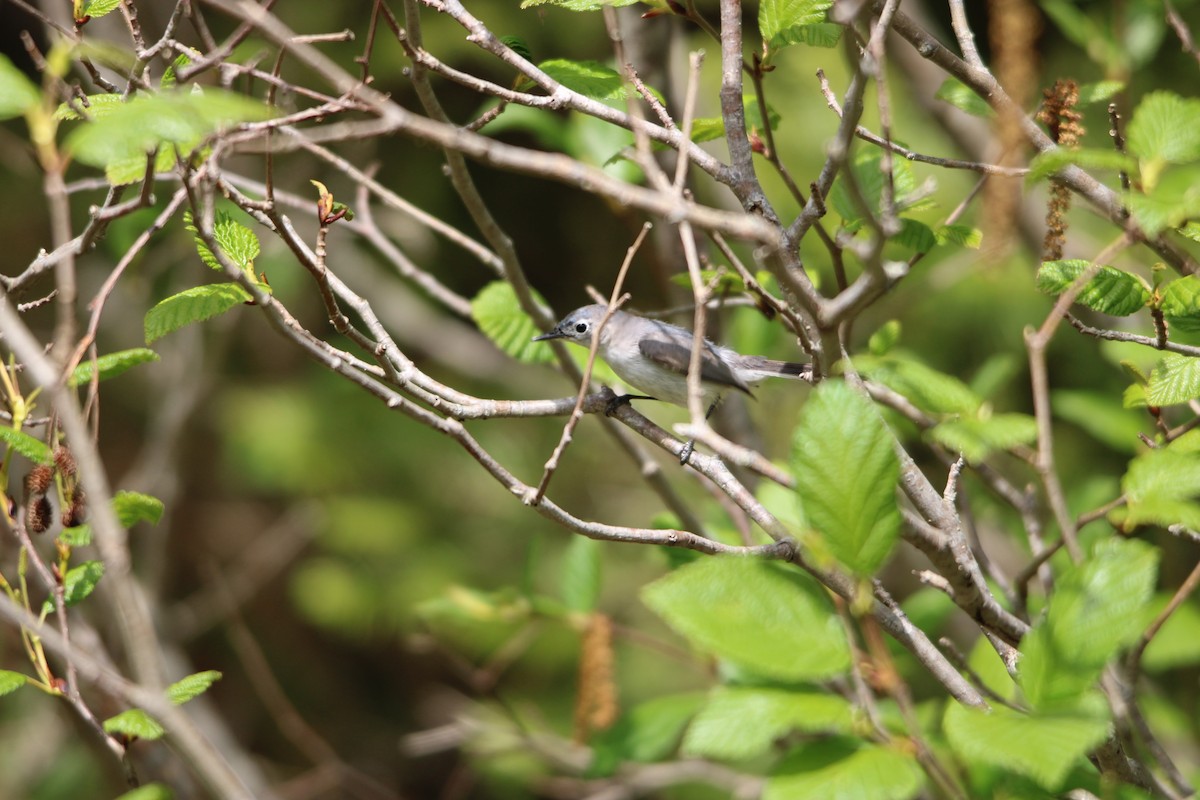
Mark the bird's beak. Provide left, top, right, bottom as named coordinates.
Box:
left=532, top=329, right=564, bottom=342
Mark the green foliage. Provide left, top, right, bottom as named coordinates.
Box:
left=934, top=223, right=982, bottom=249
left=1146, top=354, right=1200, bottom=406
left=103, top=708, right=165, bottom=741
left=588, top=693, right=706, bottom=776
left=1019, top=538, right=1158, bottom=710
left=0, top=670, right=28, bottom=697
left=0, top=54, right=39, bottom=120
left=113, top=784, right=174, bottom=800
left=500, top=36, right=533, bottom=62
left=183, top=210, right=261, bottom=273
left=792, top=380, right=900, bottom=575
left=113, top=490, right=165, bottom=527
left=561, top=536, right=601, bottom=612
left=935, top=78, right=992, bottom=117
left=927, top=414, right=1038, bottom=464
left=1076, top=80, right=1125, bottom=105
left=868, top=320, right=901, bottom=356
left=857, top=353, right=982, bottom=415
left=538, top=59, right=626, bottom=101
left=1035, top=260, right=1151, bottom=316
left=759, top=0, right=839, bottom=57
left=0, top=427, right=53, bottom=465
left=144, top=283, right=253, bottom=344
left=77, top=0, right=123, bottom=20
left=944, top=703, right=1109, bottom=790
left=68, top=348, right=160, bottom=387
left=691, top=97, right=780, bottom=144
left=832, top=150, right=935, bottom=248
left=59, top=525, right=92, bottom=547
left=520, top=0, right=639, bottom=9
left=681, top=687, right=852, bottom=760
left=1126, top=92, right=1200, bottom=175
left=167, top=671, right=222, bottom=705
left=1142, top=595, right=1200, bottom=671
left=43, top=561, right=105, bottom=614
left=1160, top=275, right=1200, bottom=331
left=53, top=93, right=124, bottom=121
left=765, top=738, right=925, bottom=800
left=1050, top=390, right=1144, bottom=454
left=1026, top=148, right=1136, bottom=183
left=1126, top=165, right=1200, bottom=236
left=641, top=557, right=850, bottom=680
left=473, top=282, right=556, bottom=364
left=1118, top=432, right=1200, bottom=531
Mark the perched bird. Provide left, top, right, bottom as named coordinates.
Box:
left=534, top=304, right=812, bottom=461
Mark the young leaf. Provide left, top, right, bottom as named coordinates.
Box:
left=0, top=54, right=40, bottom=120
left=472, top=282, right=555, bottom=365
left=856, top=354, right=982, bottom=416
left=792, top=380, right=900, bottom=575
left=759, top=0, right=834, bottom=52
left=113, top=784, right=174, bottom=800
left=641, top=557, right=850, bottom=680
left=160, top=53, right=191, bottom=89
left=78, top=0, right=123, bottom=19
left=53, top=92, right=124, bottom=121
left=1126, top=164, right=1200, bottom=234
left=113, top=490, right=165, bottom=527
left=0, top=427, right=53, bottom=465
left=1027, top=147, right=1137, bottom=183
left=561, top=535, right=601, bottom=613
left=896, top=218, right=937, bottom=253
left=587, top=693, right=705, bottom=777
left=68, top=348, right=160, bottom=387
left=934, top=78, right=992, bottom=117
left=103, top=708, right=165, bottom=741
left=768, top=22, right=841, bottom=49
left=766, top=738, right=925, bottom=800
left=1161, top=276, right=1200, bottom=321
left=944, top=703, right=1109, bottom=790
left=0, top=670, right=28, bottom=697
left=1120, top=436, right=1200, bottom=531
left=184, top=210, right=260, bottom=272
left=934, top=224, right=982, bottom=249
left=144, top=283, right=253, bottom=344
left=167, top=670, right=222, bottom=705
left=61, top=561, right=105, bottom=608
left=1126, top=91, right=1200, bottom=166
left=682, top=687, right=852, bottom=760
left=59, top=524, right=93, bottom=547
left=1146, top=354, right=1200, bottom=407
left=1076, top=80, right=1124, bottom=106
left=538, top=59, right=625, bottom=101
left=927, top=414, right=1038, bottom=464
left=1035, top=260, right=1150, bottom=316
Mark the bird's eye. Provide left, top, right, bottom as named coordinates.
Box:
left=574, top=322, right=589, bottom=334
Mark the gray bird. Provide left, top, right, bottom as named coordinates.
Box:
left=533, top=304, right=811, bottom=461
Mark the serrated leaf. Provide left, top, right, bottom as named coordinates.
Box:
left=1027, top=147, right=1136, bottom=183
left=1121, top=437, right=1200, bottom=531
left=587, top=693, right=706, bottom=776
left=769, top=22, right=841, bottom=49
left=1146, top=354, right=1200, bottom=406
left=857, top=353, right=982, bottom=416
left=80, top=0, right=123, bottom=19
left=538, top=59, right=625, bottom=101
left=0, top=670, right=28, bottom=697
left=144, top=283, right=252, bottom=344
left=520, top=0, right=639, bottom=9
left=1161, top=275, right=1200, bottom=326
left=944, top=703, right=1109, bottom=790
left=103, top=708, right=165, bottom=741
left=113, top=784, right=174, bottom=800
left=500, top=36, right=532, bottom=62
left=1126, top=164, right=1200, bottom=233
left=1036, top=259, right=1150, bottom=316
left=927, top=413, right=1038, bottom=463
left=0, top=54, right=40, bottom=120
left=793, top=381, right=900, bottom=575
left=0, top=427, right=52, bottom=465
left=167, top=670, right=222, bottom=705
left=113, top=490, right=164, bottom=527
left=68, top=348, right=159, bottom=387
left=44, top=560, right=105, bottom=613
left=831, top=149, right=923, bottom=227
left=935, top=223, right=982, bottom=249
left=561, top=536, right=601, bottom=612
left=896, top=218, right=936, bottom=253
left=160, top=53, right=191, bottom=89
left=935, top=78, right=992, bottom=117
left=184, top=210, right=259, bottom=272
left=766, top=739, right=925, bottom=800
left=760, top=0, right=834, bottom=52
left=642, top=557, right=850, bottom=680
left=53, top=93, right=124, bottom=121
left=59, top=524, right=92, bottom=547
left=1019, top=538, right=1158, bottom=710
left=1126, top=91, right=1200, bottom=166
left=473, top=282, right=555, bottom=365
left=682, top=687, right=852, bottom=760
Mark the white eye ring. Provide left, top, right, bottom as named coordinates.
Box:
left=574, top=322, right=589, bottom=334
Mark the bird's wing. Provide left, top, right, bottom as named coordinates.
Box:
left=637, top=338, right=753, bottom=395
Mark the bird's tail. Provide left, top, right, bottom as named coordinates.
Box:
left=740, top=357, right=813, bottom=382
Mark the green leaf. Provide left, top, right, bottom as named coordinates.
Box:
left=766, top=738, right=925, bottom=800
left=103, top=708, right=165, bottom=741
left=1126, top=91, right=1200, bottom=166
left=856, top=353, right=982, bottom=415
left=792, top=380, right=900, bottom=575
left=927, top=413, right=1038, bottom=463
left=104, top=146, right=185, bottom=186
left=588, top=693, right=706, bottom=776
left=935, top=78, right=992, bottom=117
left=760, top=0, right=834, bottom=52
left=59, top=524, right=92, bottom=547
left=868, top=320, right=901, bottom=356
left=61, top=561, right=105, bottom=609
left=690, top=97, right=780, bottom=144
left=895, top=218, right=937, bottom=253
left=473, top=282, right=555, bottom=365
left=1076, top=80, right=1124, bottom=106
left=113, top=784, right=174, bottom=800
left=0, top=54, right=40, bottom=120
left=935, top=223, right=982, bottom=249
left=1126, top=164, right=1200, bottom=234
left=1027, top=147, right=1136, bottom=183
left=1051, top=389, right=1144, bottom=454
left=1142, top=595, right=1200, bottom=671
left=561, top=536, right=601, bottom=612
left=1019, top=538, right=1158, bottom=710
left=0, top=427, right=53, bottom=465
left=1121, top=437, right=1200, bottom=531
left=184, top=210, right=260, bottom=272
left=1035, top=260, right=1150, bottom=316
left=1161, top=276, right=1200, bottom=322
left=160, top=53, right=191, bottom=89
left=1146, top=354, right=1200, bottom=406
left=68, top=348, right=159, bottom=387
left=65, top=89, right=271, bottom=171
left=80, top=0, right=123, bottom=19
left=0, top=670, right=28, bottom=697
left=641, top=557, right=850, bottom=680
left=167, top=670, right=222, bottom=705
left=113, top=490, right=164, bottom=527
left=53, top=93, right=124, bottom=120
left=144, top=283, right=252, bottom=344
left=944, top=703, right=1109, bottom=790
left=682, top=687, right=852, bottom=760
left=499, top=36, right=532, bottom=62
left=520, top=0, right=639, bottom=9
left=538, top=59, right=625, bottom=101
left=768, top=22, right=842, bottom=49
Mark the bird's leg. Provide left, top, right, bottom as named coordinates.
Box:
left=605, top=393, right=656, bottom=416
left=679, top=397, right=722, bottom=465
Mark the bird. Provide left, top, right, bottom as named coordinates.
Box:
left=533, top=304, right=812, bottom=462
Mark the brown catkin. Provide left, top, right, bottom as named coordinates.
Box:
left=53, top=446, right=76, bottom=478
left=27, top=496, right=51, bottom=534
left=573, top=613, right=618, bottom=743
left=1037, top=79, right=1084, bottom=261
left=25, top=464, right=53, bottom=496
